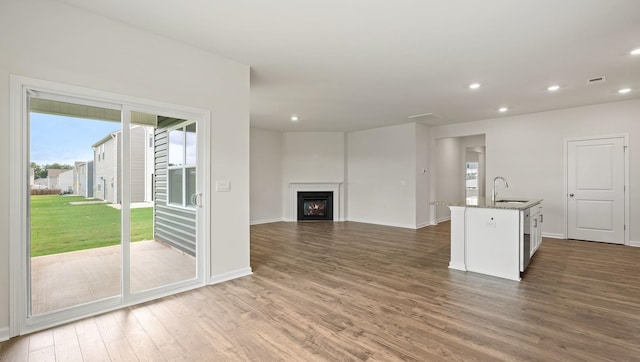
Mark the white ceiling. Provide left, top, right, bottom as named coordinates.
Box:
left=59, top=0, right=640, bottom=132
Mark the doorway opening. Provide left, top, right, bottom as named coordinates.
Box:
left=434, top=134, right=485, bottom=223
left=465, top=146, right=485, bottom=203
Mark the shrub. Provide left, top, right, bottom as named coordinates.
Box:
left=31, top=189, right=61, bottom=195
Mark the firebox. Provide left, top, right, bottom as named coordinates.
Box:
left=297, top=191, right=334, bottom=221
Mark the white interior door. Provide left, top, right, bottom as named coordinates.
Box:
left=567, top=137, right=625, bottom=244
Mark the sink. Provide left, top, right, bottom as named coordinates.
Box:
left=495, top=200, right=528, bottom=204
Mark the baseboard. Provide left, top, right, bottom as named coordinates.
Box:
left=0, top=326, right=9, bottom=342
left=448, top=262, right=467, bottom=271
left=346, top=218, right=417, bottom=229
left=250, top=218, right=283, bottom=225
left=415, top=222, right=434, bottom=229
left=209, top=267, right=253, bottom=285
left=630, top=240, right=640, bottom=247
left=436, top=216, right=451, bottom=224
left=542, top=232, right=565, bottom=239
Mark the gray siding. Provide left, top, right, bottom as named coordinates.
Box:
left=130, top=126, right=148, bottom=202
left=154, top=117, right=196, bottom=255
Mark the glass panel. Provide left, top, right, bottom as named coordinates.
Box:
left=466, top=162, right=478, bottom=189
left=186, top=167, right=196, bottom=207
left=304, top=200, right=327, bottom=216
left=168, top=129, right=184, bottom=166
left=465, top=161, right=479, bottom=202
left=130, top=113, right=197, bottom=293
left=168, top=169, right=183, bottom=205
left=185, top=123, right=196, bottom=165
left=29, top=100, right=121, bottom=316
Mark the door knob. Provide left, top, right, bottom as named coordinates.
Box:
left=569, top=193, right=574, bottom=197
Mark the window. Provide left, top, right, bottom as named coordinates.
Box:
left=466, top=162, right=478, bottom=189
left=167, top=122, right=196, bottom=208
left=96, top=143, right=105, bottom=161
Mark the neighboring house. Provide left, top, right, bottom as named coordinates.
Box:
left=29, top=167, right=34, bottom=187
left=58, top=169, right=73, bottom=193
left=45, top=169, right=65, bottom=189
left=32, top=178, right=48, bottom=190
left=92, top=125, right=154, bottom=204
left=73, top=161, right=94, bottom=198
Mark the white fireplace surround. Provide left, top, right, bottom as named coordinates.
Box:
left=288, top=182, right=343, bottom=222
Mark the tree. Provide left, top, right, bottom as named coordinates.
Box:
left=31, top=162, right=46, bottom=179
left=30, top=162, right=73, bottom=179
left=45, top=163, right=73, bottom=170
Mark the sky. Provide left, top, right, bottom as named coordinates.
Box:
left=30, top=113, right=121, bottom=166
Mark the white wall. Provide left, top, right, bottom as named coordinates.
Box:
left=347, top=123, right=418, bottom=228
left=0, top=0, right=250, bottom=337
left=282, top=132, right=346, bottom=221
left=250, top=128, right=283, bottom=224
left=431, top=98, right=640, bottom=243
left=415, top=123, right=431, bottom=227
left=282, top=132, right=346, bottom=181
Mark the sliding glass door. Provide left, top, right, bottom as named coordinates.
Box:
left=14, top=78, right=208, bottom=334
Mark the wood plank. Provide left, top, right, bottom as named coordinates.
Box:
left=53, top=323, right=83, bottom=361
left=74, top=318, right=110, bottom=361
left=1, top=221, right=639, bottom=360
left=0, top=335, right=29, bottom=361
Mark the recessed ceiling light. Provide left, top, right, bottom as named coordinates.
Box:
left=547, top=85, right=560, bottom=92
left=469, top=83, right=481, bottom=89
left=498, top=107, right=508, bottom=113
left=290, top=115, right=299, bottom=121
left=630, top=48, right=640, bottom=55
left=618, top=88, right=631, bottom=94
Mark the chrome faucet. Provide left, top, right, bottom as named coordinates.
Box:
left=492, top=176, right=509, bottom=203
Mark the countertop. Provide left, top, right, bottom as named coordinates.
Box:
left=431, top=197, right=542, bottom=210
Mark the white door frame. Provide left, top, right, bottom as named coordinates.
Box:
left=563, top=134, right=629, bottom=245
left=9, top=75, right=211, bottom=337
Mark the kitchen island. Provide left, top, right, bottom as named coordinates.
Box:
left=435, top=197, right=543, bottom=281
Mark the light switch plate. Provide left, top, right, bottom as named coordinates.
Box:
left=215, top=180, right=231, bottom=192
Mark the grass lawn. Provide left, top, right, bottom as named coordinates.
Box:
left=30, top=195, right=153, bottom=257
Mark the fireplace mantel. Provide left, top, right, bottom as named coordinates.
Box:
left=288, top=182, right=343, bottom=222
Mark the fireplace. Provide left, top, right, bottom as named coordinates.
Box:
left=297, top=191, right=334, bottom=221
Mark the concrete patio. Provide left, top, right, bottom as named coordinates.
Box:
left=30, top=240, right=196, bottom=315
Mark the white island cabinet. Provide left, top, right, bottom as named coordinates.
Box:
left=443, top=198, right=543, bottom=281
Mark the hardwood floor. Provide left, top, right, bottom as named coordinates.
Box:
left=1, top=221, right=639, bottom=361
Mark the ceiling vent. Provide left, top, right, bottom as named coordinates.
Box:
left=587, top=76, right=606, bottom=84
left=408, top=113, right=442, bottom=125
